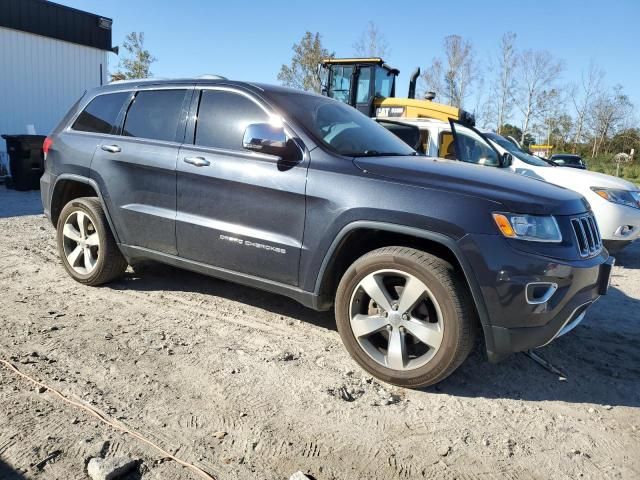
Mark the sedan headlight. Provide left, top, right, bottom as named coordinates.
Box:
left=591, top=187, right=640, bottom=210
left=492, top=213, right=562, bottom=242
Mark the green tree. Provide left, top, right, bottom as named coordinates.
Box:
left=500, top=123, right=536, bottom=148
left=111, top=32, right=157, bottom=81
left=609, top=128, right=640, bottom=155
left=278, top=32, right=332, bottom=93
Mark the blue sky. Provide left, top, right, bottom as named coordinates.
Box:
left=63, top=0, right=638, bottom=121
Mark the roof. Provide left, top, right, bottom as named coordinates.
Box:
left=321, top=57, right=399, bottom=75
left=321, top=57, right=384, bottom=65
left=0, top=0, right=113, bottom=51
left=94, top=78, right=321, bottom=99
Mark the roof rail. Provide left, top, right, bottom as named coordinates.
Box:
left=108, top=77, right=169, bottom=85
left=197, top=74, right=228, bottom=80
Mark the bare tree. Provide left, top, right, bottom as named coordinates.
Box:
left=278, top=32, right=332, bottom=93
left=491, top=32, right=517, bottom=134
left=571, top=61, right=604, bottom=151
left=513, top=49, right=563, bottom=144
left=536, top=87, right=568, bottom=146
left=111, top=32, right=157, bottom=80
left=589, top=85, right=633, bottom=157
left=421, top=35, right=479, bottom=108
left=353, top=21, right=390, bottom=58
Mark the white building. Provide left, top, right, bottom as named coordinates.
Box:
left=0, top=0, right=115, bottom=168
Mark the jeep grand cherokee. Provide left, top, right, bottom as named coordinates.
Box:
left=40, top=79, right=613, bottom=387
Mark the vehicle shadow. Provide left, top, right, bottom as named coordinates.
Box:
left=0, top=185, right=43, bottom=218
left=109, top=263, right=639, bottom=408
left=611, top=240, right=640, bottom=269
left=0, top=459, right=27, bottom=480
left=109, top=263, right=336, bottom=332
left=433, top=284, right=640, bottom=408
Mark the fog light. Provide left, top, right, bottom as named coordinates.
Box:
left=614, top=225, right=635, bottom=237
left=526, top=282, right=558, bottom=305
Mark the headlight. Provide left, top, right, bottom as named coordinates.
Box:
left=591, top=187, right=640, bottom=210
left=492, top=213, right=562, bottom=242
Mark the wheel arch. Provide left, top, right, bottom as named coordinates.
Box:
left=314, top=221, right=492, bottom=346
left=50, top=174, right=120, bottom=243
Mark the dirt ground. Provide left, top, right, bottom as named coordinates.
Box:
left=1, top=185, right=639, bottom=480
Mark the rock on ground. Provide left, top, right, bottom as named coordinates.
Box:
left=87, top=457, right=137, bottom=480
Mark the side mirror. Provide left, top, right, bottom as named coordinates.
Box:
left=243, top=123, right=288, bottom=156
left=500, top=152, right=513, bottom=168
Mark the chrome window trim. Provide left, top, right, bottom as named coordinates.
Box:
left=66, top=86, right=194, bottom=138
left=191, top=85, right=305, bottom=158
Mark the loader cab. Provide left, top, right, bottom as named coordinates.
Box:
left=320, top=58, right=398, bottom=117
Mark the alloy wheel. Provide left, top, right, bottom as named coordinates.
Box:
left=349, top=269, right=444, bottom=371
left=62, top=211, right=100, bottom=275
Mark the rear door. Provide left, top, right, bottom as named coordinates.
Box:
left=176, top=87, right=308, bottom=285
left=90, top=87, right=192, bottom=254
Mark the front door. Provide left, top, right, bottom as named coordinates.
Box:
left=176, top=88, right=307, bottom=285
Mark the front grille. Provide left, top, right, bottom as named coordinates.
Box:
left=571, top=213, right=602, bottom=258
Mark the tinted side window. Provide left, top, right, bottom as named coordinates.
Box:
left=123, top=90, right=187, bottom=142
left=71, top=92, right=129, bottom=134
left=195, top=90, right=268, bottom=151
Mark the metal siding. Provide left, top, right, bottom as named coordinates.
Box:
left=0, top=27, right=108, bottom=164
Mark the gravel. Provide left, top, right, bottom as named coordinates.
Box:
left=0, top=186, right=639, bottom=479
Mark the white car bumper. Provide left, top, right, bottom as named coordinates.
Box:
left=591, top=198, right=640, bottom=244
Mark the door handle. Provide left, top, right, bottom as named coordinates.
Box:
left=183, top=156, right=210, bottom=167
left=101, top=144, right=121, bottom=153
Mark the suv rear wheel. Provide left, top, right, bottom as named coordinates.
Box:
left=56, top=197, right=128, bottom=285
left=335, top=246, right=477, bottom=388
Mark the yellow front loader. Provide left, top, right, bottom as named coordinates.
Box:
left=319, top=57, right=475, bottom=126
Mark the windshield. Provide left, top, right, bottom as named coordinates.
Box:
left=485, top=132, right=550, bottom=167
left=552, top=155, right=583, bottom=165
left=270, top=91, right=416, bottom=157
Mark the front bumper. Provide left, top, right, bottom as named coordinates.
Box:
left=459, top=234, right=613, bottom=360
left=591, top=197, right=640, bottom=243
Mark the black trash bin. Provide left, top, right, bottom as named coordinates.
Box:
left=2, top=134, right=46, bottom=191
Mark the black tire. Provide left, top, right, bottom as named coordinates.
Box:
left=56, top=197, right=128, bottom=285
left=335, top=246, right=477, bottom=388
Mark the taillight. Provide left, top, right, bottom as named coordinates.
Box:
left=43, top=136, right=53, bottom=160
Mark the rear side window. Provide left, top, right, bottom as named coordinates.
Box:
left=123, top=90, right=187, bottom=142
left=195, top=90, right=269, bottom=151
left=71, top=92, right=129, bottom=134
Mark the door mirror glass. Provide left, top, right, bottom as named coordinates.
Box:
left=449, top=120, right=500, bottom=167
left=243, top=123, right=300, bottom=161
left=501, top=152, right=513, bottom=168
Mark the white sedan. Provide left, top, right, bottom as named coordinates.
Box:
left=483, top=131, right=640, bottom=252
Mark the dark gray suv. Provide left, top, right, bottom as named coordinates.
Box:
left=41, top=78, right=613, bottom=387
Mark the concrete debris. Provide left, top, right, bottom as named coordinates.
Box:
left=289, top=471, right=312, bottom=480
left=87, top=457, right=137, bottom=480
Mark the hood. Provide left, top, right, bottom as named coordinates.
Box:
left=354, top=155, right=591, bottom=216
left=542, top=166, right=639, bottom=191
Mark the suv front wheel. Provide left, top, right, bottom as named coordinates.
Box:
left=335, top=247, right=477, bottom=388
left=56, top=197, right=128, bottom=285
